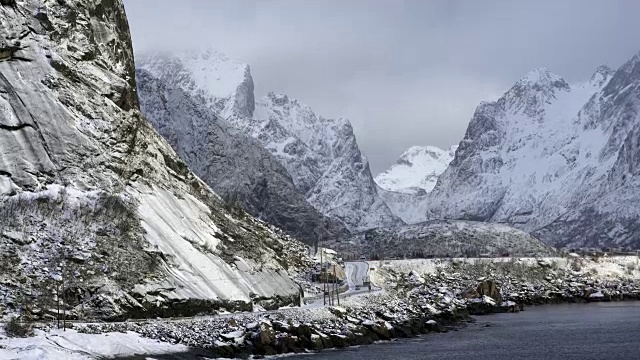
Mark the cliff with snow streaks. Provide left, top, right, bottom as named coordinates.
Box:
left=0, top=0, right=310, bottom=320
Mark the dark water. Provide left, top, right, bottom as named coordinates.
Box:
left=283, top=302, right=640, bottom=360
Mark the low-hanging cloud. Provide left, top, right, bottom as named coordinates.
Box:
left=124, top=0, right=640, bottom=175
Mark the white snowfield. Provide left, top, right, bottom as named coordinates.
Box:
left=0, top=328, right=190, bottom=360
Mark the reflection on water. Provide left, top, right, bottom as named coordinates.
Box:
left=282, top=302, right=640, bottom=360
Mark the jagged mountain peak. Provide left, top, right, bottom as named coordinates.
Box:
left=590, top=65, right=615, bottom=87
left=137, top=48, right=255, bottom=119
left=254, top=92, right=399, bottom=230
left=518, top=67, right=566, bottom=87
left=266, top=91, right=290, bottom=105
left=375, top=144, right=457, bottom=195
left=502, top=67, right=571, bottom=116
left=135, top=68, right=350, bottom=246
left=256, top=92, right=355, bottom=156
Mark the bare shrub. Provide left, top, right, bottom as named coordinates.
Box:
left=4, top=316, right=34, bottom=338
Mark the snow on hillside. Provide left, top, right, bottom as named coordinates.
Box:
left=254, top=93, right=400, bottom=231
left=423, top=57, right=640, bottom=248
left=135, top=68, right=350, bottom=246
left=349, top=220, right=556, bottom=259
left=132, top=183, right=301, bottom=302
left=428, top=66, right=615, bottom=228
left=376, top=185, right=430, bottom=225
left=375, top=145, right=458, bottom=194
left=369, top=256, right=640, bottom=287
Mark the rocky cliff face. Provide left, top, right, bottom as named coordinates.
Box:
left=0, top=0, right=310, bottom=320
left=347, top=221, right=555, bottom=259
left=138, top=52, right=400, bottom=232
left=136, top=69, right=349, bottom=246
left=426, top=54, right=640, bottom=249
left=254, top=93, right=400, bottom=231
left=532, top=55, right=640, bottom=248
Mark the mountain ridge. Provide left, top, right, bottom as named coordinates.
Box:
left=137, top=50, right=401, bottom=232
left=135, top=68, right=350, bottom=246
left=422, top=53, right=640, bottom=249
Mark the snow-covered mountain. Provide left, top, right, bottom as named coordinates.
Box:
left=426, top=56, right=640, bottom=249
left=375, top=145, right=458, bottom=194
left=136, top=50, right=255, bottom=121
left=372, top=145, right=456, bottom=224
left=136, top=69, right=350, bottom=245
left=137, top=51, right=400, bottom=231
left=0, top=0, right=310, bottom=320
left=253, top=93, right=400, bottom=231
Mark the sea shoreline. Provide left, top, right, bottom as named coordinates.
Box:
left=75, top=256, right=640, bottom=358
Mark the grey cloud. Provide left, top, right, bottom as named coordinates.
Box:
left=124, top=0, right=640, bottom=174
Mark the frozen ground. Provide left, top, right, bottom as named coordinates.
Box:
left=0, top=327, right=190, bottom=359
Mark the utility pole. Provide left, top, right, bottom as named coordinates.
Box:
left=328, top=259, right=332, bottom=306
left=331, top=264, right=335, bottom=306
left=321, top=248, right=326, bottom=306
left=334, top=265, right=340, bottom=306
left=56, top=281, right=60, bottom=329
left=62, top=257, right=66, bottom=332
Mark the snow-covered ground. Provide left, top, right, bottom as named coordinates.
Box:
left=0, top=328, right=190, bottom=359
left=342, top=220, right=555, bottom=260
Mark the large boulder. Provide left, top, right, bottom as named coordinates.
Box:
left=476, top=280, right=503, bottom=304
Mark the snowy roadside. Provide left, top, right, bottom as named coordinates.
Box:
left=0, top=327, right=190, bottom=359
left=2, top=255, right=639, bottom=359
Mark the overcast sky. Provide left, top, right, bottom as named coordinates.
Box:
left=124, top=0, right=640, bottom=175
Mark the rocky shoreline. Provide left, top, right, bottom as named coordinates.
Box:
left=71, top=256, right=640, bottom=359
